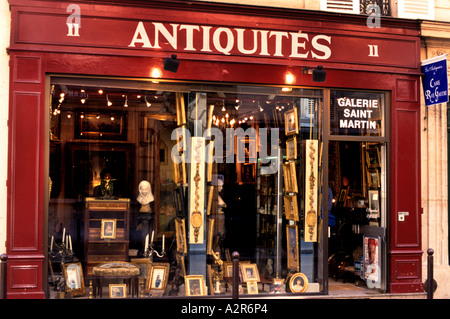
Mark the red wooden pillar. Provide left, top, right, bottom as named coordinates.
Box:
left=6, top=53, right=46, bottom=298
left=389, top=77, right=424, bottom=293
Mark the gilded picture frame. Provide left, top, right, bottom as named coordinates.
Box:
left=207, top=218, right=215, bottom=255
left=240, top=263, right=260, bottom=282
left=284, top=107, right=299, bottom=136
left=289, top=273, right=308, bottom=293
left=367, top=169, right=380, bottom=188
left=176, top=92, right=186, bottom=126
left=286, top=225, right=300, bottom=271
left=365, top=145, right=381, bottom=169
left=175, top=218, right=187, bottom=254
left=284, top=195, right=299, bottom=221
left=100, top=219, right=116, bottom=239
left=147, top=262, right=170, bottom=293
left=109, top=284, right=127, bottom=298
left=62, top=262, right=85, bottom=297
left=247, top=281, right=259, bottom=294
left=185, top=275, right=206, bottom=296
left=283, top=162, right=298, bottom=193
left=286, top=136, right=297, bottom=160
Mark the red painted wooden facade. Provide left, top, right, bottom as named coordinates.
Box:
left=6, top=0, right=423, bottom=298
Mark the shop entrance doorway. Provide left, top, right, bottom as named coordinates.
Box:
left=326, top=141, right=387, bottom=293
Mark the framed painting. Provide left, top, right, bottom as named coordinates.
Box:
left=284, top=107, right=299, bottom=136
left=283, top=162, right=298, bottom=193
left=365, top=145, right=381, bottom=168
left=75, top=110, right=127, bottom=140
left=240, top=263, right=260, bottom=282
left=247, top=281, right=259, bottom=294
left=100, top=219, right=116, bottom=239
left=286, top=136, right=297, bottom=160
left=185, top=275, right=206, bottom=296
left=175, top=218, right=187, bottom=254
left=109, top=284, right=127, bottom=298
left=289, top=273, right=308, bottom=293
left=286, top=225, right=299, bottom=271
left=147, top=262, right=170, bottom=293
left=367, top=169, right=380, bottom=188
left=176, top=92, right=186, bottom=126
left=62, top=262, right=85, bottom=297
left=284, top=195, right=299, bottom=221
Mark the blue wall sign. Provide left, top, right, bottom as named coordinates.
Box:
left=421, top=55, right=448, bottom=106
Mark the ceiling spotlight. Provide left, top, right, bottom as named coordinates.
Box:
left=98, top=89, right=103, bottom=94
left=145, top=96, right=151, bottom=107
left=312, top=66, right=326, bottom=82
left=106, top=95, right=112, bottom=107
left=163, top=54, right=179, bottom=73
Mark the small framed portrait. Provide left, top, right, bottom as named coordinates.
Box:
left=284, top=108, right=299, bottom=136
left=247, top=281, right=259, bottom=294
left=109, top=284, right=127, bottom=298
left=289, top=273, right=308, bottom=293
left=367, top=169, right=380, bottom=188
left=147, top=263, right=170, bottom=293
left=240, top=264, right=260, bottom=282
left=185, top=275, right=206, bottom=296
left=283, top=162, right=298, bottom=193
left=286, top=136, right=297, bottom=160
left=62, top=262, right=85, bottom=297
left=365, top=145, right=381, bottom=168
left=284, top=195, right=299, bottom=221
left=175, top=218, right=187, bottom=254
left=176, top=92, right=186, bottom=126
left=224, top=262, right=234, bottom=278
left=286, top=225, right=299, bottom=271
left=100, top=219, right=116, bottom=239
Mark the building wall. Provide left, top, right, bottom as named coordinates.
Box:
left=420, top=21, right=450, bottom=299
left=0, top=0, right=10, bottom=255
left=435, top=0, right=450, bottom=22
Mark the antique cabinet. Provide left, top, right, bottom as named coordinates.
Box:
left=84, top=198, right=130, bottom=276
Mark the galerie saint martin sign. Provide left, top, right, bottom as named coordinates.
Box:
left=421, top=55, right=449, bottom=107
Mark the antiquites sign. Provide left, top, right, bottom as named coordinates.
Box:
left=128, top=21, right=332, bottom=60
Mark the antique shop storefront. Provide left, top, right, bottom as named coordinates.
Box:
left=5, top=0, right=424, bottom=298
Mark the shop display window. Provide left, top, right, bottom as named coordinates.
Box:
left=46, top=77, right=325, bottom=298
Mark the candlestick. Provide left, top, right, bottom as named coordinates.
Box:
left=62, top=228, right=65, bottom=244
left=50, top=236, right=54, bottom=251
left=69, top=235, right=72, bottom=251
left=162, top=234, right=165, bottom=251
left=145, top=234, right=149, bottom=252
left=151, top=230, right=154, bottom=245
